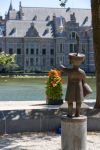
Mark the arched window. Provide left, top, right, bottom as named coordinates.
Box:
left=70, top=31, right=78, bottom=40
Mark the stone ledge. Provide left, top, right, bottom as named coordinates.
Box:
left=0, top=101, right=99, bottom=134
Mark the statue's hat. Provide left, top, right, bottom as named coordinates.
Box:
left=69, top=53, right=85, bottom=66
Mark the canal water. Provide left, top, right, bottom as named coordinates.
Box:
left=0, top=76, right=96, bottom=101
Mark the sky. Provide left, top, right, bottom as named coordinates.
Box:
left=0, top=0, right=91, bottom=18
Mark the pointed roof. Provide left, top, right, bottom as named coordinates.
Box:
left=9, top=0, right=13, bottom=11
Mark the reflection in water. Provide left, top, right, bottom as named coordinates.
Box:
left=0, top=77, right=96, bottom=101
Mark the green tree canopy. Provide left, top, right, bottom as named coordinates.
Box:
left=0, top=52, right=18, bottom=72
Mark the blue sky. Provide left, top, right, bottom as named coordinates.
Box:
left=0, top=0, right=91, bottom=17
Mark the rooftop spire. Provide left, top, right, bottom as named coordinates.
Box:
left=9, top=0, right=13, bottom=11
left=19, top=1, right=22, bottom=8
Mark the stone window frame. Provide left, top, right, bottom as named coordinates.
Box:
left=70, top=31, right=78, bottom=40
left=36, top=48, right=39, bottom=55
left=42, top=48, right=46, bottom=55
left=30, top=58, right=34, bottom=66
left=9, top=48, right=13, bottom=54
left=60, top=43, right=63, bottom=53
left=26, top=48, right=29, bottom=55
left=17, top=48, right=21, bottom=54
left=50, top=58, right=54, bottom=66
left=30, top=48, right=34, bottom=55
left=26, top=58, right=29, bottom=67
left=69, top=43, right=77, bottom=52
left=36, top=57, right=39, bottom=65
left=50, top=48, right=54, bottom=55
left=43, top=57, right=46, bottom=66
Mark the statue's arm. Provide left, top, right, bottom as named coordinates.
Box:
left=82, top=71, right=86, bottom=84
left=60, top=65, right=70, bottom=73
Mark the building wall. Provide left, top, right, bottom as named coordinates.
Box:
left=0, top=30, right=95, bottom=73
left=0, top=5, right=95, bottom=73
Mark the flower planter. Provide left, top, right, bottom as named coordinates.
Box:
left=47, top=99, right=63, bottom=105
left=45, top=69, right=64, bottom=105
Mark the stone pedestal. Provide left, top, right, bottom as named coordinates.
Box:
left=61, top=115, right=87, bottom=150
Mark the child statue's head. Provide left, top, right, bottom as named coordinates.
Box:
left=69, top=53, right=85, bottom=66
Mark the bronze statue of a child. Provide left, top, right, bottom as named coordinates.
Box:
left=61, top=53, right=92, bottom=117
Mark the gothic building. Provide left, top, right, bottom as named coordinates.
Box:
left=0, top=1, right=95, bottom=73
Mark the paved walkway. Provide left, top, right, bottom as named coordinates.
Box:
left=0, top=132, right=100, bottom=150
left=0, top=100, right=95, bottom=110
left=0, top=101, right=99, bottom=149
left=0, top=101, right=60, bottom=110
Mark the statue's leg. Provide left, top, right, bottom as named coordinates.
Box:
left=67, top=101, right=73, bottom=117
left=75, top=101, right=82, bottom=117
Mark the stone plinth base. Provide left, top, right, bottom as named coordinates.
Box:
left=61, top=115, right=87, bottom=150
left=60, top=102, right=90, bottom=115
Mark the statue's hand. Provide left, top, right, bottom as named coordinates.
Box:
left=60, top=65, right=66, bottom=68
left=60, top=65, right=66, bottom=72
left=60, top=65, right=70, bottom=73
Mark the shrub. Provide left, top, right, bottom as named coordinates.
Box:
left=46, top=69, right=64, bottom=100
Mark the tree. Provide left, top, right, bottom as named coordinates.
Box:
left=91, top=0, right=100, bottom=108
left=59, top=0, right=100, bottom=108
left=0, top=52, right=18, bottom=72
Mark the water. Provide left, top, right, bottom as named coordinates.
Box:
left=0, top=76, right=96, bottom=101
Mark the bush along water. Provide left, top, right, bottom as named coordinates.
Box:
left=46, top=69, right=64, bottom=105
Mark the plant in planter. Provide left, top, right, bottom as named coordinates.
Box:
left=46, top=69, right=64, bottom=105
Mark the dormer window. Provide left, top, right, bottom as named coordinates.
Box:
left=9, top=28, right=16, bottom=36
left=33, top=15, right=37, bottom=21
left=45, top=28, right=49, bottom=33
left=43, top=28, right=49, bottom=36
left=81, top=16, right=88, bottom=26
left=46, top=16, right=50, bottom=21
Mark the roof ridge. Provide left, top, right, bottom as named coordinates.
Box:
left=22, top=6, right=91, bottom=10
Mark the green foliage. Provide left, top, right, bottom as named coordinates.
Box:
left=46, top=69, right=64, bottom=100
left=0, top=51, right=18, bottom=72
